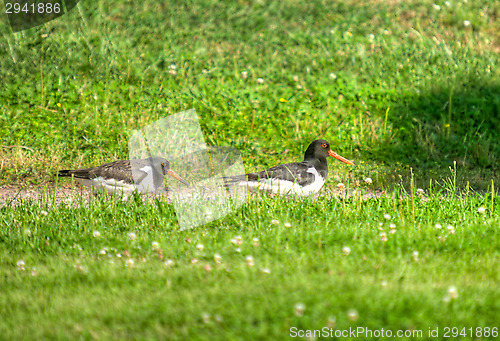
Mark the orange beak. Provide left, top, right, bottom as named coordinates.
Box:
left=167, top=168, right=190, bottom=186
left=328, top=150, right=354, bottom=166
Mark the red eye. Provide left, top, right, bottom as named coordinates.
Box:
left=322, top=143, right=327, bottom=148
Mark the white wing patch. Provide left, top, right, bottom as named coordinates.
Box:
left=135, top=165, right=157, bottom=193
left=237, top=167, right=325, bottom=197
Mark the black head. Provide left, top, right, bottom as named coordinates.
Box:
left=304, top=140, right=354, bottom=165
left=304, top=139, right=332, bottom=161
left=151, top=156, right=189, bottom=186
left=148, top=157, right=170, bottom=175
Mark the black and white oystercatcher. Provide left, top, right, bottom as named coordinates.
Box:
left=223, top=139, right=354, bottom=197
left=58, top=156, right=189, bottom=195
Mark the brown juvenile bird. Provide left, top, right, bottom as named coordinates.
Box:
left=58, top=156, right=189, bottom=195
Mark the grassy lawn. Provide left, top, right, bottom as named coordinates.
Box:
left=0, top=0, right=499, bottom=339
left=1, top=182, right=499, bottom=340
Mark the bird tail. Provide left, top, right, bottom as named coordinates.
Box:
left=57, top=169, right=93, bottom=179
left=58, top=170, right=73, bottom=177
left=221, top=174, right=247, bottom=187
left=221, top=173, right=261, bottom=188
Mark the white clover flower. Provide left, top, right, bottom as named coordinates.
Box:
left=294, top=303, right=306, bottom=317
left=383, top=29, right=390, bottom=35
left=261, top=268, right=271, bottom=274
left=256, top=78, right=264, bottom=84
left=384, top=214, right=391, bottom=220
left=447, top=225, right=455, bottom=234
left=478, top=207, right=486, bottom=214
left=99, top=249, right=106, bottom=255
left=241, top=71, right=248, bottom=78
left=337, top=182, right=345, bottom=189
left=381, top=280, right=388, bottom=287
left=164, top=259, right=174, bottom=267
left=327, top=316, right=337, bottom=328
left=93, top=231, right=101, bottom=238
left=380, top=232, right=388, bottom=242
left=253, top=237, right=259, bottom=247
left=448, top=286, right=458, bottom=300
left=201, top=313, right=210, bottom=324
left=168, top=69, right=177, bottom=75
left=389, top=223, right=396, bottom=229
left=196, top=244, right=204, bottom=251
left=435, top=223, right=442, bottom=229
left=463, top=20, right=471, bottom=27
left=271, top=219, right=279, bottom=225
left=41, top=210, right=48, bottom=216
left=17, top=260, right=25, bottom=270
left=24, top=229, right=32, bottom=237
left=214, top=254, right=222, bottom=264
left=116, top=253, right=122, bottom=258
left=433, top=4, right=441, bottom=10
left=128, top=232, right=136, bottom=241
left=367, top=34, right=375, bottom=42
left=292, top=75, right=299, bottom=82
left=412, top=251, right=419, bottom=261
left=329, top=73, right=337, bottom=80
left=246, top=255, right=254, bottom=267
left=235, top=248, right=241, bottom=253
left=191, top=258, right=198, bottom=264
left=125, top=259, right=134, bottom=267
left=365, top=177, right=373, bottom=184
left=152, top=241, right=160, bottom=249
left=342, top=246, right=351, bottom=256
left=284, top=222, right=291, bottom=228
left=347, top=309, right=359, bottom=321
left=75, top=263, right=86, bottom=274
left=417, top=188, right=424, bottom=195
left=445, top=1, right=451, bottom=7
left=169, top=64, right=177, bottom=70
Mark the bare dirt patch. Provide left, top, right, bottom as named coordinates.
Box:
left=0, top=183, right=389, bottom=210
left=0, top=184, right=88, bottom=208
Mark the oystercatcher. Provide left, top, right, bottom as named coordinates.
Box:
left=223, top=139, right=354, bottom=197
left=58, top=156, right=189, bottom=195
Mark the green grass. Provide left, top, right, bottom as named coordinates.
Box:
left=1, top=0, right=499, bottom=339
left=0, top=0, right=499, bottom=188
left=1, top=180, right=499, bottom=340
